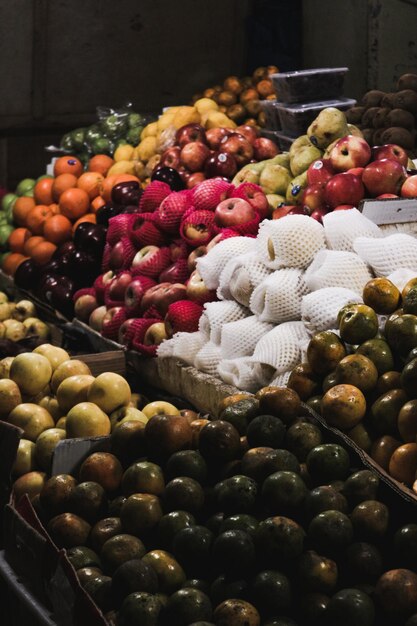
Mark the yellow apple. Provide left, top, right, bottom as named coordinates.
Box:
left=0, top=356, right=14, bottom=378
left=33, top=344, right=70, bottom=370
left=0, top=291, right=8, bottom=304
left=0, top=379, right=22, bottom=418
left=39, top=396, right=62, bottom=422
left=23, top=317, right=50, bottom=339
left=12, top=300, right=37, bottom=321
left=0, top=302, right=11, bottom=320
left=55, top=416, right=66, bottom=430
left=10, top=353, right=52, bottom=396
left=142, top=401, right=180, bottom=418
left=56, top=375, right=95, bottom=414
left=110, top=406, right=149, bottom=430
left=7, top=403, right=55, bottom=442
left=13, top=471, right=46, bottom=503
left=50, top=359, right=92, bottom=394
left=66, top=402, right=111, bottom=438
left=35, top=428, right=66, bottom=470
left=12, top=439, right=37, bottom=476
left=87, top=372, right=131, bottom=414
left=3, top=319, right=26, bottom=341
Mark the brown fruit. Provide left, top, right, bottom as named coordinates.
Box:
left=101, top=533, right=146, bottom=574
left=387, top=108, right=415, bottom=130
left=120, top=493, right=163, bottom=536
left=375, top=569, right=417, bottom=616
left=381, top=127, right=414, bottom=150
left=345, top=106, right=365, bottom=124
left=227, top=104, right=247, bottom=124
left=402, top=277, right=417, bottom=299
left=398, top=400, right=417, bottom=442
left=321, top=384, right=366, bottom=430
left=223, top=76, right=243, bottom=95
left=363, top=277, right=400, bottom=314
left=77, top=566, right=102, bottom=587
left=198, top=420, right=240, bottom=462
left=13, top=471, right=47, bottom=503
left=110, top=419, right=146, bottom=465
left=398, top=73, right=417, bottom=92
left=362, top=90, right=386, bottom=107
left=361, top=128, right=374, bottom=144
left=39, top=473, right=77, bottom=516
left=245, top=99, right=261, bottom=117
left=145, top=414, right=193, bottom=459
left=90, top=517, right=122, bottom=552
left=79, top=452, right=123, bottom=494
left=256, top=79, right=274, bottom=98
left=370, top=435, right=402, bottom=471
left=351, top=500, right=389, bottom=540
left=68, top=481, right=108, bottom=524
left=218, top=393, right=253, bottom=414
left=334, top=354, right=378, bottom=393
left=388, top=443, right=417, bottom=486
left=372, top=107, right=391, bottom=128
left=218, top=91, right=237, bottom=107
left=252, top=67, right=268, bottom=82
left=255, top=386, right=301, bottom=424
left=240, top=88, right=259, bottom=106
left=375, top=371, right=402, bottom=396
left=190, top=418, right=210, bottom=448
left=240, top=447, right=274, bottom=482
left=213, top=599, right=260, bottom=626
left=121, top=461, right=165, bottom=497
left=382, top=92, right=396, bottom=108
left=267, top=65, right=279, bottom=75
left=47, top=512, right=91, bottom=548
left=392, top=90, right=417, bottom=114
left=362, top=107, right=380, bottom=127
left=287, top=363, right=321, bottom=400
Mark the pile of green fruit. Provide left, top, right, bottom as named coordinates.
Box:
left=59, top=107, right=154, bottom=163
left=13, top=385, right=417, bottom=625
left=288, top=275, right=417, bottom=491
left=0, top=177, right=38, bottom=258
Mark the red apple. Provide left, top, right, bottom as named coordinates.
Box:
left=89, top=305, right=108, bottom=331
left=324, top=173, right=365, bottom=208
left=170, top=239, right=189, bottom=261
left=160, top=146, right=181, bottom=169
left=232, top=182, right=269, bottom=218
left=205, top=152, right=238, bottom=179
left=181, top=210, right=214, bottom=245
left=176, top=124, right=207, bottom=148
left=180, top=142, right=210, bottom=172
left=102, top=306, right=123, bottom=332
left=140, top=282, right=188, bottom=317
left=272, top=205, right=296, bottom=219
left=187, top=172, right=206, bottom=189
left=220, top=133, right=254, bottom=167
left=131, top=245, right=160, bottom=272
left=187, top=246, right=207, bottom=273
left=206, top=127, right=233, bottom=150
left=310, top=207, right=331, bottom=223
left=253, top=137, right=279, bottom=161
left=125, top=276, right=156, bottom=316
left=118, top=318, right=139, bottom=346
left=109, top=241, right=130, bottom=271
left=287, top=206, right=311, bottom=216
left=107, top=271, right=132, bottom=302
left=347, top=167, right=365, bottom=178
left=235, top=124, right=260, bottom=144
left=376, top=193, right=399, bottom=199
left=401, top=174, right=417, bottom=197
left=307, top=158, right=335, bottom=187
left=214, top=198, right=256, bottom=227
left=329, top=135, right=371, bottom=172
left=302, top=184, right=327, bottom=212
left=372, top=143, right=409, bottom=167
left=333, top=204, right=356, bottom=211
left=178, top=167, right=191, bottom=185
left=159, top=259, right=190, bottom=284
left=74, top=294, right=98, bottom=322
left=192, top=177, right=233, bottom=211
left=143, top=322, right=168, bottom=346
left=186, top=270, right=217, bottom=304
left=362, top=158, right=407, bottom=197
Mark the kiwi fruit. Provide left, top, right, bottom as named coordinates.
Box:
left=346, top=106, right=366, bottom=125
left=392, top=90, right=417, bottom=114
left=381, top=126, right=414, bottom=150
left=373, top=108, right=391, bottom=129
left=386, top=108, right=415, bottom=131
left=372, top=129, right=386, bottom=146
left=382, top=93, right=396, bottom=108
left=361, top=128, right=374, bottom=144
left=362, top=90, right=385, bottom=108
left=397, top=73, right=417, bottom=92
left=362, top=107, right=380, bottom=128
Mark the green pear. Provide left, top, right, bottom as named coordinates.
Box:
left=290, top=144, right=323, bottom=177
left=307, top=107, right=349, bottom=149
left=270, top=152, right=291, bottom=169
left=323, top=138, right=340, bottom=159
left=286, top=171, right=308, bottom=205
left=266, top=193, right=286, bottom=210
left=232, top=161, right=265, bottom=185
left=347, top=124, right=364, bottom=138
left=259, top=162, right=293, bottom=195
left=289, top=134, right=313, bottom=158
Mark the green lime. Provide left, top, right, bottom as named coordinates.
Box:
left=126, top=127, right=143, bottom=145
left=69, top=127, right=87, bottom=151
left=127, top=112, right=143, bottom=128
left=16, top=178, right=36, bottom=197
left=0, top=224, right=14, bottom=249
left=92, top=137, right=114, bottom=155
left=1, top=193, right=17, bottom=212
left=85, top=125, right=102, bottom=150
left=60, top=133, right=74, bottom=151
left=101, top=114, right=128, bottom=139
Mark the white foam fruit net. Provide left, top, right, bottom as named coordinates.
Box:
left=301, top=287, right=363, bottom=335
left=255, top=215, right=326, bottom=270
left=251, top=321, right=310, bottom=374
left=387, top=268, right=417, bottom=291
left=217, top=356, right=272, bottom=392
left=220, top=316, right=274, bottom=359
left=199, top=301, right=249, bottom=344
left=157, top=330, right=207, bottom=365
left=220, top=251, right=272, bottom=306
left=196, top=236, right=256, bottom=290
left=304, top=249, right=373, bottom=293
left=193, top=341, right=222, bottom=376
left=249, top=268, right=310, bottom=323
left=354, top=233, right=417, bottom=277
left=323, top=208, right=382, bottom=251
left=270, top=370, right=292, bottom=387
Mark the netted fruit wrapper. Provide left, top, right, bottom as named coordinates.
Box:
left=323, top=208, right=382, bottom=252
left=304, top=249, right=373, bottom=293
left=301, top=287, right=363, bottom=335
left=250, top=268, right=310, bottom=324
left=220, top=315, right=274, bottom=360
left=199, top=300, right=249, bottom=345
left=354, top=233, right=417, bottom=277
left=157, top=330, right=207, bottom=365
left=197, top=236, right=256, bottom=290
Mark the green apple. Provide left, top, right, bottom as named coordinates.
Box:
left=34, top=428, right=66, bottom=470
left=0, top=224, right=14, bottom=249
left=142, top=401, right=180, bottom=419
left=10, top=352, right=52, bottom=396
left=87, top=372, right=131, bottom=414
left=1, top=193, right=17, bottom=212
left=16, top=178, right=36, bottom=197
left=110, top=406, right=148, bottom=430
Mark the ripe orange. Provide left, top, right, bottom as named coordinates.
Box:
left=77, top=171, right=104, bottom=200
left=43, top=214, right=73, bottom=245
left=49, top=203, right=60, bottom=215
left=52, top=173, right=78, bottom=201
left=13, top=196, right=36, bottom=226
left=2, top=253, right=28, bottom=276
left=91, top=195, right=106, bottom=213
left=88, top=154, right=114, bottom=177
left=23, top=235, right=45, bottom=256
left=34, top=177, right=54, bottom=205
left=8, top=228, right=32, bottom=253
left=31, top=241, right=57, bottom=266
left=101, top=174, right=139, bottom=203
left=26, top=205, right=54, bottom=235
left=53, top=156, right=83, bottom=178
left=59, top=188, right=90, bottom=220
left=72, top=213, right=96, bottom=233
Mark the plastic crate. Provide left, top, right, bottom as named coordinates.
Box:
left=271, top=67, right=348, bottom=103
left=276, top=97, right=357, bottom=137
left=261, top=129, right=293, bottom=152
left=259, top=100, right=281, bottom=131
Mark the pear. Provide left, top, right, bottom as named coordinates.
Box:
left=290, top=144, right=322, bottom=177
left=232, top=161, right=265, bottom=185
left=270, top=152, right=291, bottom=169
left=260, top=162, right=293, bottom=195
left=266, top=194, right=286, bottom=210
left=289, top=135, right=314, bottom=158
left=286, top=171, right=308, bottom=204
left=307, top=107, right=349, bottom=149
left=347, top=124, right=364, bottom=138
left=323, top=138, right=340, bottom=159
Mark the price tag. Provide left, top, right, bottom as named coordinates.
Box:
left=359, top=197, right=417, bottom=225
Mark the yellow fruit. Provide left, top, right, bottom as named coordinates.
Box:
left=66, top=402, right=111, bottom=438
left=35, top=428, right=66, bottom=471
left=157, top=111, right=177, bottom=132
left=136, top=136, right=157, bottom=162
left=87, top=372, right=131, bottom=414
left=140, top=122, right=159, bottom=140
left=107, top=160, right=136, bottom=176
left=172, top=106, right=201, bottom=129
left=0, top=378, right=22, bottom=418
left=8, top=403, right=55, bottom=441
left=194, top=98, right=219, bottom=115
left=133, top=160, right=146, bottom=179
left=56, top=375, right=95, bottom=414
left=203, top=111, right=237, bottom=129
left=33, top=344, right=70, bottom=371
left=10, top=353, right=52, bottom=396
left=12, top=439, right=37, bottom=476
left=113, top=144, right=135, bottom=162
left=51, top=359, right=92, bottom=394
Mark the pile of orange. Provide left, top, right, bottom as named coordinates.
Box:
left=3, top=154, right=142, bottom=276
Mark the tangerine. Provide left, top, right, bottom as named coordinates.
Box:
left=52, top=173, right=78, bottom=201
left=12, top=196, right=36, bottom=226
left=8, top=228, right=32, bottom=253
left=31, top=241, right=57, bottom=265
left=53, top=155, right=83, bottom=178
left=23, top=235, right=45, bottom=256
left=43, top=214, right=73, bottom=245
left=34, top=177, right=54, bottom=205
left=77, top=171, right=104, bottom=200
left=88, top=154, right=114, bottom=176
left=26, top=205, right=54, bottom=235
left=91, top=195, right=106, bottom=213
left=2, top=252, right=29, bottom=276
left=72, top=213, right=96, bottom=233
left=59, top=187, right=90, bottom=220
